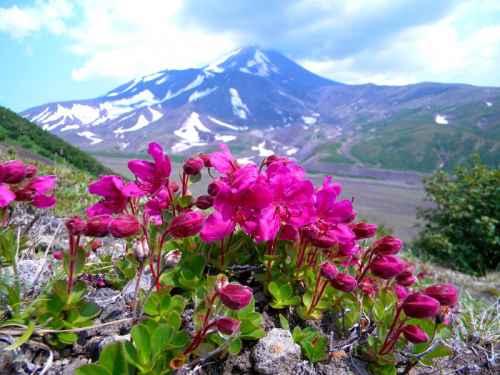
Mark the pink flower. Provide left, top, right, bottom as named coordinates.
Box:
left=110, top=214, right=141, bottom=238
left=403, top=293, right=440, bottom=319
left=402, top=324, right=429, bottom=343
left=87, top=175, right=141, bottom=216
left=370, top=255, right=405, bottom=279
left=0, top=184, right=16, bottom=208
left=218, top=283, right=253, bottom=310
left=200, top=211, right=236, bottom=243
left=330, top=273, right=358, bottom=292
left=209, top=144, right=239, bottom=174
left=394, top=284, right=410, bottom=301
left=359, top=277, right=378, bottom=297
left=65, top=216, right=87, bottom=236
left=128, top=142, right=171, bottom=194
left=215, top=317, right=241, bottom=335
left=396, top=271, right=417, bottom=287
left=168, top=211, right=204, bottom=238
left=320, top=262, right=338, bottom=281
left=423, top=284, right=458, bottom=307
left=0, top=160, right=26, bottom=184
left=16, top=175, right=57, bottom=208
left=52, top=250, right=63, bottom=260
left=144, top=189, right=171, bottom=225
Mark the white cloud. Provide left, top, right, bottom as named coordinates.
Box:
left=0, top=0, right=73, bottom=38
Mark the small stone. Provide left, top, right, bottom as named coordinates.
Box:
left=121, top=269, right=153, bottom=303
left=253, top=328, right=301, bottom=375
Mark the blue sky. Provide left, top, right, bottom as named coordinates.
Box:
left=1, top=0, right=500, bottom=111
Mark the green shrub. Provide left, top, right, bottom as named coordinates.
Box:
left=414, top=156, right=500, bottom=275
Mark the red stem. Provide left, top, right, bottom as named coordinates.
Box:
left=183, top=293, right=218, bottom=355
left=379, top=305, right=403, bottom=355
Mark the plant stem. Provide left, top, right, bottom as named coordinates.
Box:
left=307, top=277, right=327, bottom=316
left=379, top=305, right=403, bottom=355
left=183, top=293, right=217, bottom=355
left=220, top=238, right=225, bottom=268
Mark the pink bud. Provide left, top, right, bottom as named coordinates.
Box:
left=25, top=164, right=37, bottom=179
left=396, top=271, right=417, bottom=287
left=90, top=239, right=103, bottom=252
left=370, top=255, right=405, bottom=279
left=394, top=284, right=409, bottom=301
left=84, top=215, right=112, bottom=237
left=373, top=236, right=403, bottom=255
left=65, top=216, right=87, bottom=236
left=330, top=273, right=358, bottom=292
left=183, top=157, right=204, bottom=175
left=195, top=195, right=214, bottom=210
left=110, top=214, right=140, bottom=238
left=207, top=180, right=223, bottom=196
left=402, top=324, right=429, bottom=343
left=168, top=211, right=204, bottom=238
left=423, top=284, right=458, bottom=307
left=218, top=283, right=253, bottom=310
left=215, top=317, right=241, bottom=335
left=338, top=241, right=359, bottom=257
left=199, top=153, right=212, bottom=168
left=403, top=293, right=440, bottom=319
left=0, top=160, right=26, bottom=184
left=352, top=222, right=377, bottom=240
left=0, top=184, right=16, bottom=208
left=215, top=274, right=229, bottom=292
left=359, top=277, right=378, bottom=297
left=319, top=262, right=338, bottom=281
left=164, top=249, right=182, bottom=267
left=53, top=250, right=63, bottom=260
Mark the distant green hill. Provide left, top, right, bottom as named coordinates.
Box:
left=0, top=106, right=110, bottom=175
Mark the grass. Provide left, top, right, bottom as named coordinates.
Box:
left=316, top=142, right=354, bottom=164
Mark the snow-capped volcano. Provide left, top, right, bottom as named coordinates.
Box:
left=21, top=46, right=333, bottom=155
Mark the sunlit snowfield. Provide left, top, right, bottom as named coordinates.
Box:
left=95, top=155, right=425, bottom=242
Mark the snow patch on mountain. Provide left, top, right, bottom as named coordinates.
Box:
left=215, top=134, right=237, bottom=142
left=302, top=116, right=317, bottom=125
left=77, top=131, right=102, bottom=145
left=189, top=87, right=217, bottom=102
left=229, top=88, right=249, bottom=119
left=208, top=116, right=244, bottom=131
left=251, top=141, right=273, bottom=157
left=240, top=50, right=278, bottom=77
left=143, top=72, right=165, bottom=82
left=435, top=114, right=448, bottom=125
left=284, top=146, right=298, bottom=156
left=204, top=48, right=242, bottom=73
left=114, top=114, right=151, bottom=134
left=172, top=112, right=211, bottom=152
left=60, top=125, right=80, bottom=132
left=486, top=101, right=493, bottom=107
left=163, top=74, right=204, bottom=102
left=149, top=107, right=163, bottom=122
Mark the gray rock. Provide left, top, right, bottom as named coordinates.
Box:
left=62, top=357, right=90, bottom=375
left=223, top=349, right=253, bottom=374
left=1, top=259, right=53, bottom=297
left=122, top=269, right=153, bottom=303
left=294, top=360, right=317, bottom=375
left=253, top=328, right=301, bottom=375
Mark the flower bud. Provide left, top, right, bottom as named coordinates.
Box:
left=110, top=214, right=140, bottom=238
left=84, top=215, right=111, bottom=237
left=423, top=283, right=458, bottom=307
left=218, top=283, right=253, bottom=310
left=195, top=195, right=214, bottom=210
left=337, top=241, right=359, bottom=257
left=25, top=164, right=37, bottom=179
left=352, top=222, right=377, bottom=240
left=394, top=284, right=409, bottom=301
left=319, top=262, right=338, bottom=281
left=0, top=183, right=16, bottom=208
left=370, top=255, right=405, bottom=279
left=373, top=236, right=403, bottom=255
left=199, top=153, right=212, bottom=168
left=403, top=293, right=440, bottom=319
left=134, top=238, right=149, bottom=262
left=215, top=317, right=241, bottom=335
left=0, top=160, right=26, bottom=184
left=90, top=239, right=103, bottom=252
left=396, top=271, right=417, bottom=287
left=207, top=180, right=223, bottom=196
left=53, top=250, right=63, bottom=260
left=310, top=231, right=337, bottom=248
left=164, top=249, right=182, bottom=268
left=169, top=180, right=180, bottom=193
left=183, top=157, right=204, bottom=175
left=402, top=324, right=429, bottom=343
left=65, top=216, right=87, bottom=236
left=168, top=211, right=204, bottom=238
left=330, top=273, right=358, bottom=292
left=359, top=277, right=378, bottom=297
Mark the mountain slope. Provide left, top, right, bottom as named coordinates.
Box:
left=0, top=106, right=110, bottom=175
left=21, top=46, right=500, bottom=173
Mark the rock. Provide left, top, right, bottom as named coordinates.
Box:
left=316, top=360, right=356, bottom=375
left=62, top=356, right=90, bottom=375
left=1, top=259, right=53, bottom=297
left=86, top=287, right=129, bottom=322
left=122, top=269, right=153, bottom=303
left=253, top=328, right=301, bottom=375
left=223, top=349, right=253, bottom=374
left=294, top=360, right=317, bottom=375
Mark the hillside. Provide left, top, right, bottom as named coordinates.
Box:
left=0, top=106, right=110, bottom=175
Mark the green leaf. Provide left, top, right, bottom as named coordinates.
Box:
left=368, top=363, right=397, bottom=375
left=4, top=322, right=35, bottom=350
left=75, top=364, right=110, bottom=375
left=57, top=332, right=78, bottom=344
left=99, top=342, right=131, bottom=375
left=169, top=331, right=190, bottom=349
left=279, top=314, right=289, bottom=330
left=131, top=324, right=151, bottom=365
left=151, top=324, right=174, bottom=358
left=122, top=341, right=145, bottom=371
left=228, top=338, right=242, bottom=355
